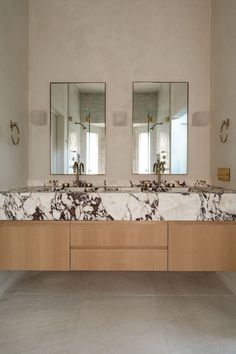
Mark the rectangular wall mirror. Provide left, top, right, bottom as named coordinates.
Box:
left=50, top=82, right=106, bottom=175
left=132, top=82, right=188, bottom=175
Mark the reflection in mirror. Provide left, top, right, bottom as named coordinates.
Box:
left=132, top=82, right=188, bottom=175
left=50, top=82, right=105, bottom=175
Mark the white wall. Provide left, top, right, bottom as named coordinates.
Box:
left=0, top=0, right=29, bottom=190
left=0, top=0, right=28, bottom=291
left=28, top=0, right=211, bottom=186
left=211, top=0, right=236, bottom=293
left=211, top=0, right=236, bottom=189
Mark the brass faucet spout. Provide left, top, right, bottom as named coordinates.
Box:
left=153, top=158, right=165, bottom=186
left=73, top=161, right=85, bottom=187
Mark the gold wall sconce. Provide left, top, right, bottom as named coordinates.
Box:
left=220, top=118, right=230, bottom=143
left=10, top=120, right=20, bottom=145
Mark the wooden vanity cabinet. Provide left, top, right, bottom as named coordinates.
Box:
left=168, top=221, right=236, bottom=271
left=71, top=221, right=168, bottom=271
left=0, top=221, right=70, bottom=270
left=1, top=220, right=236, bottom=271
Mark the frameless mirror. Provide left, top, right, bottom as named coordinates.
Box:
left=132, top=82, right=188, bottom=174
left=50, top=82, right=105, bottom=175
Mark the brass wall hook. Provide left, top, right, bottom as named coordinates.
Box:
left=10, top=120, right=20, bottom=145
left=220, top=118, right=230, bottom=143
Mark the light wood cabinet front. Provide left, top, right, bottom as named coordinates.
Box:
left=1, top=220, right=236, bottom=272
left=0, top=221, right=70, bottom=270
left=71, top=249, right=167, bottom=271
left=71, top=221, right=167, bottom=248
left=71, top=221, right=168, bottom=271
left=168, top=221, right=236, bottom=271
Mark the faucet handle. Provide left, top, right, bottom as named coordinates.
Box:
left=103, top=180, right=107, bottom=190
left=73, top=161, right=79, bottom=173
left=153, top=162, right=157, bottom=173
left=81, top=162, right=85, bottom=173
left=161, top=161, right=165, bottom=173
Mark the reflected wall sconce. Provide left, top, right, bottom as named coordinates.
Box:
left=30, top=110, right=47, bottom=125
left=10, top=120, right=20, bottom=145
left=192, top=111, right=209, bottom=126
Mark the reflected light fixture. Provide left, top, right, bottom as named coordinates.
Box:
left=150, top=122, right=163, bottom=131
left=75, top=122, right=87, bottom=130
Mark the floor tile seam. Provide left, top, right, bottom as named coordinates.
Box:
left=0, top=297, right=10, bottom=313
left=0, top=330, right=73, bottom=348
left=0, top=315, right=78, bottom=330
left=163, top=329, right=173, bottom=354
left=82, top=294, right=236, bottom=298
left=68, top=292, right=89, bottom=342
left=82, top=271, right=91, bottom=298
left=6, top=291, right=86, bottom=297
left=147, top=273, right=156, bottom=296
left=4, top=293, right=236, bottom=301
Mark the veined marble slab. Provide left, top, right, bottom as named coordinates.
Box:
left=0, top=190, right=236, bottom=221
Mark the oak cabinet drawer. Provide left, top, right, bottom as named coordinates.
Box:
left=71, top=249, right=167, bottom=271
left=0, top=221, right=70, bottom=271
left=169, top=221, right=236, bottom=271
left=71, top=221, right=167, bottom=249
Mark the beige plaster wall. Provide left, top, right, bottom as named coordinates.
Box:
left=211, top=0, right=236, bottom=294
left=0, top=0, right=28, bottom=190
left=211, top=0, right=236, bottom=189
left=29, top=0, right=211, bottom=185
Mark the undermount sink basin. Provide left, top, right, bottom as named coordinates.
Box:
left=65, top=186, right=142, bottom=193
left=64, top=187, right=88, bottom=192
left=110, top=187, right=140, bottom=193
left=167, top=187, right=190, bottom=193
left=36, top=186, right=192, bottom=194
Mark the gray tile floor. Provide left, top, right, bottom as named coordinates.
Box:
left=0, top=271, right=235, bottom=354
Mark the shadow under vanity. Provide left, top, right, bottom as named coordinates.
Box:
left=1, top=81, right=236, bottom=272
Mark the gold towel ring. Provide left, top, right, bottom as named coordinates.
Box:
left=10, top=120, right=20, bottom=145
left=220, top=118, right=230, bottom=143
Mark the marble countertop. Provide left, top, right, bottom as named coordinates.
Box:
left=0, top=185, right=236, bottom=221
left=3, top=184, right=236, bottom=194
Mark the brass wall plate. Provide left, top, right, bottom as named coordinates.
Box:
left=218, top=168, right=230, bottom=182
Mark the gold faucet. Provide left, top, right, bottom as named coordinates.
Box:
left=153, top=156, right=165, bottom=186
left=73, top=161, right=85, bottom=187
